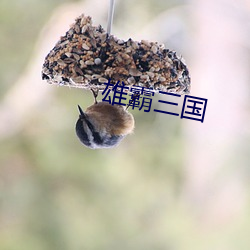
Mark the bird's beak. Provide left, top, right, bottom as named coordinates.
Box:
left=77, top=105, right=86, bottom=119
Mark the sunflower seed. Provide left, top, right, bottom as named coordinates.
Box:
left=98, top=77, right=108, bottom=83
left=132, top=41, right=139, bottom=50
left=116, top=55, right=123, bottom=62
left=128, top=77, right=135, bottom=84
left=92, top=74, right=101, bottom=79
left=82, top=43, right=90, bottom=50
left=57, top=59, right=67, bottom=66
left=65, top=52, right=72, bottom=58
left=81, top=25, right=88, bottom=34
left=85, top=60, right=94, bottom=65
left=141, top=40, right=150, bottom=47
left=73, top=53, right=80, bottom=60
left=74, top=66, right=83, bottom=75
left=129, top=68, right=142, bottom=76
left=151, top=45, right=158, bottom=54
left=140, top=75, right=149, bottom=81
left=72, top=76, right=84, bottom=83
left=59, top=40, right=69, bottom=47
left=63, top=58, right=75, bottom=64
left=75, top=24, right=80, bottom=34
left=147, top=72, right=154, bottom=78
left=118, top=39, right=125, bottom=45
left=85, top=74, right=92, bottom=80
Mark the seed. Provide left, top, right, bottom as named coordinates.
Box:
left=82, top=43, right=90, bottom=50
left=129, top=68, right=142, bottom=77
left=100, top=33, right=107, bottom=43
left=63, top=58, right=75, bottom=64
left=151, top=45, right=158, bottom=54
left=98, top=77, right=108, bottom=83
left=81, top=25, right=88, bottom=34
left=84, top=74, right=92, bottom=80
left=94, top=58, right=102, bottom=65
left=147, top=72, right=154, bottom=78
left=72, top=53, right=80, bottom=60
left=75, top=24, right=80, bottom=34
left=132, top=41, right=139, bottom=50
left=85, top=60, right=94, bottom=65
left=88, top=29, right=94, bottom=39
left=125, top=48, right=132, bottom=53
left=128, top=77, right=135, bottom=84
left=87, top=51, right=93, bottom=55
left=141, top=40, right=150, bottom=47
left=42, top=14, right=190, bottom=95
left=65, top=52, right=72, bottom=58
left=68, top=29, right=73, bottom=36
left=140, top=75, right=149, bottom=81
left=74, top=66, right=83, bottom=75
left=118, top=39, right=125, bottom=45
left=122, top=53, right=130, bottom=60
left=159, top=44, right=165, bottom=49
left=90, top=38, right=97, bottom=48
left=72, top=48, right=84, bottom=55
left=72, top=76, right=84, bottom=83
left=57, top=59, right=67, bottom=66
left=116, top=55, right=123, bottom=62
left=59, top=40, right=69, bottom=47
left=92, top=74, right=101, bottom=79
left=85, top=69, right=93, bottom=74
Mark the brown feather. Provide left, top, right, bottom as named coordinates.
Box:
left=85, top=102, right=134, bottom=135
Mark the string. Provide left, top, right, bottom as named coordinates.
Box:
left=107, top=0, right=115, bottom=34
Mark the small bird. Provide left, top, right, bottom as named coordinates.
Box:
left=75, top=99, right=135, bottom=149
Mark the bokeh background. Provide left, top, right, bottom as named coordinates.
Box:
left=1, top=0, right=250, bottom=249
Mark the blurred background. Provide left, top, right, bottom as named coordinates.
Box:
left=1, top=0, right=250, bottom=249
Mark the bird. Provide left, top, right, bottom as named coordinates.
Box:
left=75, top=92, right=135, bottom=149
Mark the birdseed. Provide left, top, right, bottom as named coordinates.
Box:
left=42, top=14, right=190, bottom=94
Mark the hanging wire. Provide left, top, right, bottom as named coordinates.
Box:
left=107, top=0, right=115, bottom=34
